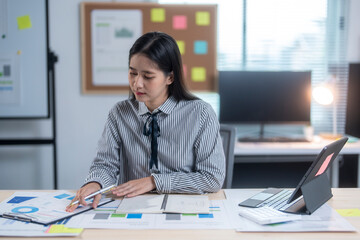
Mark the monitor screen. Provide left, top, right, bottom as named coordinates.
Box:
left=219, top=71, right=312, bottom=124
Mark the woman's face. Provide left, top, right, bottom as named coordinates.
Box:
left=129, top=54, right=173, bottom=112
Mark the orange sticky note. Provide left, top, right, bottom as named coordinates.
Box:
left=196, top=11, right=210, bottom=26
left=17, top=15, right=32, bottom=30
left=173, top=15, right=187, bottom=29
left=176, top=40, right=185, bottom=55
left=151, top=8, right=165, bottom=22
left=191, top=67, right=206, bottom=82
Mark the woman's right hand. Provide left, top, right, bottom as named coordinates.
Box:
left=65, top=182, right=102, bottom=212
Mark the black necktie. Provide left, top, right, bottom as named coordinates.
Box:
left=143, top=112, right=161, bottom=169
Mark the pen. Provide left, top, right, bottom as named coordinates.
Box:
left=68, top=184, right=117, bottom=207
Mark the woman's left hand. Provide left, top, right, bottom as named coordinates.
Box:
left=112, top=176, right=156, bottom=198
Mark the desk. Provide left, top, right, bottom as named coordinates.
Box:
left=234, top=138, right=360, bottom=187
left=0, top=189, right=359, bottom=240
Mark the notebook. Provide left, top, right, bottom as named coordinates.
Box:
left=116, top=194, right=210, bottom=214
left=239, top=137, right=348, bottom=214
left=0, top=191, right=113, bottom=225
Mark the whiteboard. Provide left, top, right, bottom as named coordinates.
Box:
left=0, top=0, right=48, bottom=118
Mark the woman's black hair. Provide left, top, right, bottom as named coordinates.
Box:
left=128, top=32, right=198, bottom=101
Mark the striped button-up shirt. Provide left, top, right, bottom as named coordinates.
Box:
left=84, top=96, right=225, bottom=194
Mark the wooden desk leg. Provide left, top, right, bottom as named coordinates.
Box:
left=331, top=157, right=339, bottom=188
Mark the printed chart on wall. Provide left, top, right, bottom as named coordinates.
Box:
left=66, top=200, right=233, bottom=229
left=81, top=2, right=217, bottom=93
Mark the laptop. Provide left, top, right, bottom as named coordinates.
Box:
left=238, top=137, right=349, bottom=214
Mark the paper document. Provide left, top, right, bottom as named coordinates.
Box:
left=0, top=191, right=113, bottom=225
left=0, top=217, right=82, bottom=237
left=116, top=194, right=209, bottom=214
left=66, top=199, right=233, bottom=229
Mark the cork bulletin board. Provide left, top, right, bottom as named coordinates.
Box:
left=80, top=2, right=217, bottom=94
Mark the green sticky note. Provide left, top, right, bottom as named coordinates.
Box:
left=17, top=15, right=32, bottom=30
left=191, top=67, right=206, bottom=82
left=196, top=11, right=210, bottom=26
left=336, top=208, right=360, bottom=217
left=46, top=225, right=83, bottom=234
left=176, top=40, right=185, bottom=55
left=151, top=8, right=165, bottom=22
left=111, top=213, right=126, bottom=218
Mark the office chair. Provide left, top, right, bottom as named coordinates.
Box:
left=220, top=124, right=236, bottom=189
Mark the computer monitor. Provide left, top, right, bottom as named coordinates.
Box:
left=219, top=71, right=312, bottom=140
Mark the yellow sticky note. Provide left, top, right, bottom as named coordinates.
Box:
left=46, top=225, right=83, bottom=234
left=176, top=40, right=185, bottom=55
left=336, top=208, right=360, bottom=217
left=191, top=67, right=206, bottom=82
left=17, top=15, right=32, bottom=30
left=196, top=11, right=210, bottom=26
left=151, top=8, right=165, bottom=22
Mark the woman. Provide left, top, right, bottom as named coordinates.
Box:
left=66, top=32, right=225, bottom=212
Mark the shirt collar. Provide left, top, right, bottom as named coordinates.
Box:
left=137, top=96, right=178, bottom=116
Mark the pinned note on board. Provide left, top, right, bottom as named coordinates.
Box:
left=194, top=41, right=208, bottom=55
left=176, top=40, right=185, bottom=55
left=17, top=15, right=32, bottom=30
left=173, top=15, right=187, bottom=29
left=191, top=67, right=206, bottom=82
left=195, top=11, right=210, bottom=26
left=151, top=8, right=165, bottom=22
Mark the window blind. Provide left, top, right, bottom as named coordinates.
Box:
left=159, top=0, right=349, bottom=134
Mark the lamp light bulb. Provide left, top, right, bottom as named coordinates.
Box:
left=312, top=86, right=334, bottom=105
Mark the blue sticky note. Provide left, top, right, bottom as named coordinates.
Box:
left=194, top=41, right=208, bottom=55
left=7, top=196, right=36, bottom=204
left=198, top=213, right=214, bottom=218
left=67, top=196, right=75, bottom=200
left=127, top=213, right=142, bottom=219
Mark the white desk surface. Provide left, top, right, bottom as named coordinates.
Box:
left=0, top=189, right=359, bottom=240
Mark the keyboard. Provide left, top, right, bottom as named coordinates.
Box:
left=258, top=189, right=295, bottom=210
left=238, top=206, right=302, bottom=225
left=238, top=137, right=310, bottom=142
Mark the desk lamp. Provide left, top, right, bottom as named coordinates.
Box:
left=312, top=76, right=342, bottom=139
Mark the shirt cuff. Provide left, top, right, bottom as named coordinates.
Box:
left=83, top=178, right=105, bottom=189
left=151, top=173, right=172, bottom=193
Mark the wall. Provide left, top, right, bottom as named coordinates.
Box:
left=0, top=0, right=359, bottom=190
left=50, top=0, right=135, bottom=189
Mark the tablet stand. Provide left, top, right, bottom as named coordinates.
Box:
left=284, top=173, right=333, bottom=214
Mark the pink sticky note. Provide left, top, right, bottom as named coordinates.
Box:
left=183, top=64, right=187, bottom=78
left=173, top=15, right=187, bottom=30
left=315, top=153, right=334, bottom=176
